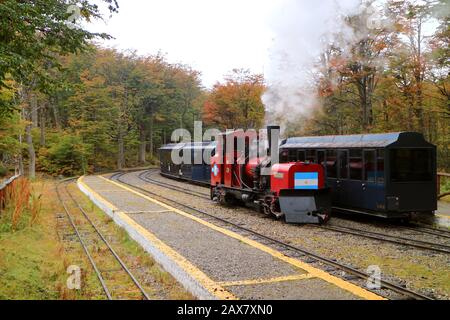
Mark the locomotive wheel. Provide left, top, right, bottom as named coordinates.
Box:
left=218, top=191, right=236, bottom=206
left=317, top=212, right=331, bottom=225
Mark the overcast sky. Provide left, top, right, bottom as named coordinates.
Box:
left=88, top=0, right=277, bottom=88
left=87, top=0, right=440, bottom=89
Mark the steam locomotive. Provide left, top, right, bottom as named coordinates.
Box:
left=209, top=126, right=332, bottom=224
left=161, top=126, right=332, bottom=224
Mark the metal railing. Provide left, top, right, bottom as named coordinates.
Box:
left=437, top=172, right=450, bottom=200
left=0, top=175, right=21, bottom=212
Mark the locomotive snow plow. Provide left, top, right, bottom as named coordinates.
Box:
left=278, top=189, right=331, bottom=224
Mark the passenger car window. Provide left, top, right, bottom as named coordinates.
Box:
left=350, top=149, right=363, bottom=180
left=327, top=150, right=337, bottom=178
left=297, top=150, right=306, bottom=162
left=364, top=150, right=376, bottom=182
left=390, top=149, right=432, bottom=182
left=289, top=150, right=297, bottom=162
left=281, top=150, right=289, bottom=163
left=338, top=150, right=349, bottom=179
left=306, top=150, right=316, bottom=163
left=317, top=151, right=326, bottom=168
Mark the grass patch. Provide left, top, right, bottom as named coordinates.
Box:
left=0, top=179, right=109, bottom=300
left=0, top=178, right=192, bottom=300
left=348, top=246, right=450, bottom=296
left=0, top=179, right=67, bottom=299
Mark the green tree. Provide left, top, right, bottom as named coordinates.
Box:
left=0, top=0, right=118, bottom=88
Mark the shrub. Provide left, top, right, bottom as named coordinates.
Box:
left=0, top=165, right=7, bottom=177
left=38, top=134, right=90, bottom=176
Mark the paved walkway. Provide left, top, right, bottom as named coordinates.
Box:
left=78, top=175, right=384, bottom=300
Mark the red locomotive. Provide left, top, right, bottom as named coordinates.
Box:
left=210, top=126, right=331, bottom=224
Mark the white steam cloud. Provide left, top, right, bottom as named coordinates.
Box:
left=263, top=0, right=363, bottom=129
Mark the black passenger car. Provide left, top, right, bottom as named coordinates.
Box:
left=159, top=142, right=216, bottom=185
left=280, top=132, right=437, bottom=218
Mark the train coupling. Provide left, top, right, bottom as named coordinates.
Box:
left=278, top=189, right=332, bottom=224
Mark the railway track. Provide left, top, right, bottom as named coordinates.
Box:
left=113, top=171, right=435, bottom=300
left=319, top=225, right=450, bottom=254
left=138, top=170, right=450, bottom=255
left=56, top=179, right=150, bottom=300
left=141, top=170, right=210, bottom=199
left=405, top=225, right=450, bottom=239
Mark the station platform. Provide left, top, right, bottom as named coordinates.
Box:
left=78, top=175, right=384, bottom=300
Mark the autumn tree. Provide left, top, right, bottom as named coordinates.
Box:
left=296, top=0, right=449, bottom=169
left=203, top=69, right=265, bottom=130
left=0, top=0, right=119, bottom=178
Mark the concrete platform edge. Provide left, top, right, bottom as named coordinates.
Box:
left=77, top=177, right=217, bottom=300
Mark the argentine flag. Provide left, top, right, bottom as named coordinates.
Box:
left=295, top=172, right=319, bottom=190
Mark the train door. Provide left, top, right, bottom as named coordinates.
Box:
left=337, top=150, right=350, bottom=206
left=348, top=149, right=365, bottom=209
left=363, top=149, right=383, bottom=211
left=326, top=150, right=339, bottom=203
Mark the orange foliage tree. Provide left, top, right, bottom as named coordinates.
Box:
left=203, top=69, right=266, bottom=130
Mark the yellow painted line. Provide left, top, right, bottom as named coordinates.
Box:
left=99, top=176, right=386, bottom=301
left=78, top=176, right=236, bottom=300
left=218, top=274, right=315, bottom=287
left=124, top=210, right=173, bottom=215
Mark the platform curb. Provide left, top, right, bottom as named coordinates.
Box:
left=77, top=176, right=222, bottom=300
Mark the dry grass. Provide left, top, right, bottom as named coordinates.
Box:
left=0, top=178, right=106, bottom=300
left=0, top=177, right=194, bottom=300
left=0, top=177, right=35, bottom=231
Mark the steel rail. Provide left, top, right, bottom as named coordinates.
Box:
left=64, top=183, right=150, bottom=300
left=114, top=171, right=434, bottom=301
left=56, top=179, right=113, bottom=300
left=140, top=170, right=210, bottom=199
left=402, top=225, right=450, bottom=240
left=319, top=225, right=450, bottom=254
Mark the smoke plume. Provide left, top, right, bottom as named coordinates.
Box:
left=263, top=0, right=363, bottom=131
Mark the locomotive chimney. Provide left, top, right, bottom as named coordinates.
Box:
left=267, top=125, right=281, bottom=157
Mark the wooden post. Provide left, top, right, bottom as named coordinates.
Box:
left=437, top=174, right=441, bottom=197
